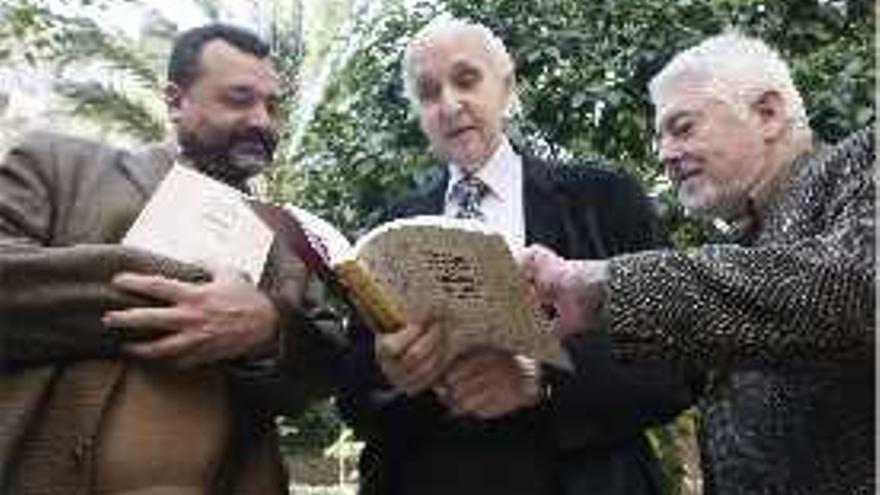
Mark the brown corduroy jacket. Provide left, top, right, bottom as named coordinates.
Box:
left=0, top=131, right=345, bottom=494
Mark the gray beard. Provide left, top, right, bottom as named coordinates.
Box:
left=227, top=144, right=272, bottom=179
left=187, top=147, right=272, bottom=191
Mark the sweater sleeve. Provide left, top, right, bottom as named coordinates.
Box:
left=605, top=128, right=874, bottom=367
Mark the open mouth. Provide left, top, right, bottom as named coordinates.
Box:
left=447, top=126, right=477, bottom=139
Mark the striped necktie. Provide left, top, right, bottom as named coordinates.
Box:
left=451, top=175, right=490, bottom=220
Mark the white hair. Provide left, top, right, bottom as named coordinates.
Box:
left=401, top=16, right=515, bottom=105
left=649, top=31, right=812, bottom=142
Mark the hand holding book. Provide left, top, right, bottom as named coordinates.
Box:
left=374, top=319, right=450, bottom=396
left=519, top=244, right=610, bottom=338
left=110, top=165, right=280, bottom=364
left=291, top=210, right=572, bottom=369
left=121, top=165, right=569, bottom=369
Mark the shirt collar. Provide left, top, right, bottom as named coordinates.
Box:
left=446, top=137, right=520, bottom=203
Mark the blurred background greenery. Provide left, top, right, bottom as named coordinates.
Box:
left=1, top=0, right=873, bottom=491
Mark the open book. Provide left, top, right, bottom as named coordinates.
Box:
left=289, top=206, right=571, bottom=369
left=122, top=164, right=568, bottom=368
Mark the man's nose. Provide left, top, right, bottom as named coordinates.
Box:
left=439, top=88, right=463, bottom=116
left=247, top=103, right=273, bottom=129
left=656, top=136, right=681, bottom=173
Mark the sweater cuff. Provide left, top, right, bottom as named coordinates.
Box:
left=604, top=253, right=666, bottom=362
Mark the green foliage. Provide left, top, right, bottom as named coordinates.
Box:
left=55, top=80, right=165, bottom=140
left=0, top=1, right=168, bottom=141
left=648, top=411, right=701, bottom=495
left=278, top=400, right=343, bottom=456
left=281, top=1, right=874, bottom=490
left=1, top=0, right=874, bottom=485
left=54, top=17, right=163, bottom=91
left=288, top=0, right=874, bottom=242
left=0, top=0, right=137, bottom=65
left=1, top=0, right=304, bottom=145
left=274, top=2, right=442, bottom=235
left=1, top=1, right=73, bottom=65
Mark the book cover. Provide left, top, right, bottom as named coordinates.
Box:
left=288, top=207, right=570, bottom=368
left=122, top=164, right=274, bottom=284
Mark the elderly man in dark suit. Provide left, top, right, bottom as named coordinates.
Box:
left=338, top=17, right=694, bottom=495
left=522, top=32, right=875, bottom=495
left=0, top=24, right=343, bottom=494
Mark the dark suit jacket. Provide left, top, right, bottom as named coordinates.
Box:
left=0, top=131, right=344, bottom=494
left=339, top=155, right=695, bottom=495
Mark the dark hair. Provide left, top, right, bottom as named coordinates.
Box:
left=168, top=23, right=270, bottom=89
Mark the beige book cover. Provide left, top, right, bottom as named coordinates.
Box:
left=287, top=207, right=570, bottom=369
left=122, top=164, right=274, bottom=284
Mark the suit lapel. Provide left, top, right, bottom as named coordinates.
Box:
left=410, top=159, right=576, bottom=257
left=411, top=167, right=449, bottom=215
left=522, top=156, right=572, bottom=256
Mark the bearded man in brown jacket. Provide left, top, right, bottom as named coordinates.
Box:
left=0, top=24, right=345, bottom=494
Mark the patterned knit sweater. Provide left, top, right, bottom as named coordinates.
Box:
left=605, top=127, right=875, bottom=494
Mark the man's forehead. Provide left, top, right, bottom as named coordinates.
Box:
left=197, top=39, right=279, bottom=88
left=654, top=80, right=715, bottom=125
left=411, top=30, right=494, bottom=75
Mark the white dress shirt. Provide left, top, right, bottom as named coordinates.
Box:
left=445, top=138, right=526, bottom=249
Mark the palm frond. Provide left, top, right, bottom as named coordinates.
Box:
left=55, top=80, right=165, bottom=141
left=53, top=17, right=162, bottom=92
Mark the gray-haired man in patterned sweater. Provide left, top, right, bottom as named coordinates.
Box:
left=522, top=32, right=875, bottom=495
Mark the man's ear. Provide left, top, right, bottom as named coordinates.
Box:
left=502, top=73, right=517, bottom=116
left=164, top=83, right=183, bottom=124
left=751, top=90, right=787, bottom=141
left=503, top=73, right=517, bottom=98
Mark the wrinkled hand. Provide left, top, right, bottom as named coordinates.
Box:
left=102, top=266, right=278, bottom=367
left=439, top=348, right=542, bottom=419
left=375, top=319, right=449, bottom=395
left=519, top=244, right=610, bottom=337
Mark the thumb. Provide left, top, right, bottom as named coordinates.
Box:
left=554, top=291, right=589, bottom=338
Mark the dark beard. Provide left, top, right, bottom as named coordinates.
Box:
left=179, top=127, right=277, bottom=190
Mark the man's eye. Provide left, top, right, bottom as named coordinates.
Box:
left=225, top=89, right=257, bottom=107
left=454, top=70, right=480, bottom=89
left=672, top=120, right=694, bottom=137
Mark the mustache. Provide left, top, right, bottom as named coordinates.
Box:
left=229, top=127, right=277, bottom=156
left=663, top=155, right=699, bottom=187
left=179, top=125, right=278, bottom=187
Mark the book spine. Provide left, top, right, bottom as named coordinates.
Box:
left=335, top=259, right=406, bottom=333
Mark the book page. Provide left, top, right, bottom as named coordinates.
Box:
left=353, top=216, right=570, bottom=368
left=283, top=204, right=352, bottom=266
left=122, top=164, right=273, bottom=284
